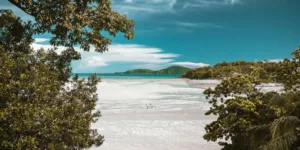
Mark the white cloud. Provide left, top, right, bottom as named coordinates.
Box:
left=110, top=0, right=242, bottom=19
left=1, top=0, right=241, bottom=22
left=265, top=59, right=283, bottom=63
left=183, top=0, right=241, bottom=9
left=31, top=39, right=179, bottom=67
left=176, top=21, right=224, bottom=28
left=226, top=0, right=241, bottom=4
left=34, top=38, right=49, bottom=43
left=31, top=38, right=209, bottom=72
left=114, top=5, right=157, bottom=13
left=170, top=62, right=210, bottom=68
left=86, top=57, right=109, bottom=67
left=75, top=44, right=179, bottom=68
left=124, top=0, right=133, bottom=3
left=112, top=0, right=177, bottom=15
left=31, top=43, right=65, bottom=54
left=176, top=22, right=200, bottom=27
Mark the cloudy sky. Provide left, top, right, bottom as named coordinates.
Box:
left=1, top=0, right=300, bottom=73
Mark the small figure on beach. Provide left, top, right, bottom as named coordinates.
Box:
left=146, top=103, right=154, bottom=109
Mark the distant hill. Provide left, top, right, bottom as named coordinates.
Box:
left=156, top=66, right=191, bottom=74
left=116, top=69, right=154, bottom=74
left=115, top=66, right=191, bottom=75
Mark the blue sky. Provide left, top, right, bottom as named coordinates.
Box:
left=1, top=0, right=300, bottom=73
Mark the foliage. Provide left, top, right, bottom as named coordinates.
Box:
left=115, top=66, right=191, bottom=75
left=0, top=47, right=104, bottom=149
left=8, top=0, right=135, bottom=52
left=0, top=11, right=104, bottom=149
left=275, top=46, right=300, bottom=91
left=182, top=60, right=279, bottom=82
left=1, top=0, right=135, bottom=148
left=203, top=47, right=300, bottom=150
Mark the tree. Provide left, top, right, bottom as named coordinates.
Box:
left=1, top=0, right=135, bottom=149
left=182, top=60, right=279, bottom=80
left=276, top=46, right=300, bottom=91
left=203, top=47, right=300, bottom=150
left=8, top=0, right=135, bottom=52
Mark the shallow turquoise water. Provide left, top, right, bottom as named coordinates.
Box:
left=73, top=73, right=182, bottom=79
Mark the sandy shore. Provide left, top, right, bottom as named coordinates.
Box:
left=90, top=79, right=283, bottom=150
left=90, top=79, right=220, bottom=150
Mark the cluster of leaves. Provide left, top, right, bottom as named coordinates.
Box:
left=1, top=0, right=135, bottom=149
left=182, top=60, right=279, bottom=82
left=0, top=10, right=104, bottom=149
left=8, top=0, right=135, bottom=52
left=203, top=47, right=300, bottom=150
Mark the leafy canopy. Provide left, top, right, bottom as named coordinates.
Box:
left=8, top=0, right=135, bottom=52
left=0, top=10, right=105, bottom=149
left=1, top=0, right=135, bottom=149
left=182, top=60, right=278, bottom=81
left=202, top=47, right=300, bottom=150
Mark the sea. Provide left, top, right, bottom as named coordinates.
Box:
left=74, top=73, right=182, bottom=79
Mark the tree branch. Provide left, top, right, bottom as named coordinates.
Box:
left=8, top=0, right=36, bottom=16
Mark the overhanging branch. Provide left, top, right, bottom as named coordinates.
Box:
left=8, top=0, right=37, bottom=16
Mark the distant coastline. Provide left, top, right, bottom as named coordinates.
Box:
left=72, top=73, right=182, bottom=79
left=114, top=66, right=191, bottom=75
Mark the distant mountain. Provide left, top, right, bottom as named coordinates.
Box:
left=115, top=66, right=191, bottom=75
left=156, top=66, right=191, bottom=74
left=115, top=69, right=154, bottom=74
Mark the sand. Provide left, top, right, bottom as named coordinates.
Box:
left=90, top=79, right=283, bottom=150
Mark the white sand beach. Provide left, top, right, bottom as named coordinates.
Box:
left=90, top=79, right=283, bottom=150
left=89, top=79, right=219, bottom=150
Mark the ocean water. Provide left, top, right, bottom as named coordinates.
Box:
left=74, top=73, right=182, bottom=79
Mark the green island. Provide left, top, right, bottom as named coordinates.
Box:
left=115, top=66, right=191, bottom=74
